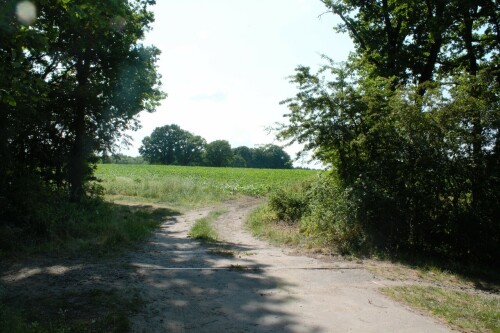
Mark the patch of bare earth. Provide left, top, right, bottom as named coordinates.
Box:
left=1, top=197, right=455, bottom=332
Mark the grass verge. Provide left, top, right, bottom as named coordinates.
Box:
left=367, top=259, right=500, bottom=293
left=382, top=285, right=500, bottom=333
left=188, top=209, right=226, bottom=243
left=0, top=201, right=179, bottom=258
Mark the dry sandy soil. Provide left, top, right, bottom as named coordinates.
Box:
left=1, top=197, right=455, bottom=332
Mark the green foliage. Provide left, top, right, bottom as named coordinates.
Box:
left=138, top=126, right=293, bottom=169
left=139, top=124, right=206, bottom=165
left=231, top=155, right=247, bottom=168
left=321, top=0, right=499, bottom=85
left=204, top=140, right=233, bottom=167
left=0, top=182, right=174, bottom=256
left=268, top=182, right=310, bottom=224
left=1, top=0, right=164, bottom=208
left=279, top=62, right=499, bottom=262
left=247, top=206, right=304, bottom=247
left=232, top=146, right=253, bottom=167
left=234, top=144, right=293, bottom=169
left=258, top=174, right=366, bottom=254
left=300, top=175, right=366, bottom=254
left=102, top=154, right=148, bottom=165
left=278, top=0, right=499, bottom=264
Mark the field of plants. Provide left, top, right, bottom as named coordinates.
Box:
left=96, top=164, right=319, bottom=208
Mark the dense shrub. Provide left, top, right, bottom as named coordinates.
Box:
left=267, top=181, right=311, bottom=224
left=300, top=175, right=366, bottom=254
left=277, top=63, right=500, bottom=265
left=264, top=175, right=367, bottom=254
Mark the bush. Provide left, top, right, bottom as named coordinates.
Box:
left=301, top=174, right=366, bottom=254
left=264, top=174, right=367, bottom=254
left=267, top=181, right=311, bottom=224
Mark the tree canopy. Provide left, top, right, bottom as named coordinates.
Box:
left=1, top=0, right=163, bottom=223
left=139, top=124, right=206, bottom=165
left=233, top=145, right=292, bottom=169
left=204, top=140, right=233, bottom=167
left=278, top=0, right=499, bottom=263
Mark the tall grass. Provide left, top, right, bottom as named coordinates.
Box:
left=247, top=206, right=305, bottom=248
left=0, top=198, right=178, bottom=257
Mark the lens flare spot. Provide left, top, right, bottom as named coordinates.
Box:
left=16, top=1, right=37, bottom=25
left=111, top=16, right=126, bottom=32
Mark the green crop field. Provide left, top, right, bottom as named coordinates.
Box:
left=96, top=164, right=319, bottom=208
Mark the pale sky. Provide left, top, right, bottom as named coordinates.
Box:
left=122, top=0, right=353, bottom=166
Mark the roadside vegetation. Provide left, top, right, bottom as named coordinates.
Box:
left=382, top=286, right=500, bottom=333
left=2, top=0, right=499, bottom=331
left=0, top=191, right=178, bottom=258
left=248, top=174, right=500, bottom=333
left=254, top=1, right=500, bottom=330
left=0, top=163, right=314, bottom=332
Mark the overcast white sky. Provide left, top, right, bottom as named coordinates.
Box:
left=122, top=0, right=353, bottom=165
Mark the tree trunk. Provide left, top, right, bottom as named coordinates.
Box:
left=418, top=1, right=446, bottom=88
left=69, top=55, right=89, bottom=202
left=463, top=9, right=483, bottom=209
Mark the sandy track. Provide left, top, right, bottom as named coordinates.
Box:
left=128, top=197, right=453, bottom=333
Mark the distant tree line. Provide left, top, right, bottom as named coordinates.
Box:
left=137, top=124, right=293, bottom=169
left=102, top=154, right=147, bottom=165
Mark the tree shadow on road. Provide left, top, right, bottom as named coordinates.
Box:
left=0, top=203, right=323, bottom=332
left=128, top=213, right=323, bottom=332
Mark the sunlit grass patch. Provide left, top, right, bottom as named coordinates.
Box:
left=382, top=285, right=500, bottom=333
left=188, top=210, right=226, bottom=243
left=96, top=164, right=318, bottom=208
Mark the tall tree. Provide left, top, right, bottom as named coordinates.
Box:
left=204, top=140, right=233, bottom=167
left=139, top=124, right=206, bottom=165
left=232, top=146, right=253, bottom=167
left=0, top=0, right=164, bottom=201
left=320, top=0, right=451, bottom=87
left=50, top=0, right=164, bottom=200
left=252, top=145, right=293, bottom=169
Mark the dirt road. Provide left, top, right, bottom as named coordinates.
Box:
left=128, top=197, right=453, bottom=333
left=0, top=197, right=455, bottom=332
